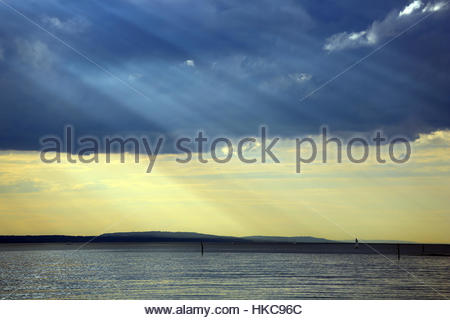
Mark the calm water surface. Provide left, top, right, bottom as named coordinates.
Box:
left=0, top=244, right=448, bottom=299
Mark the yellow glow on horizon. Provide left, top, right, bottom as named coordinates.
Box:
left=0, top=130, right=449, bottom=243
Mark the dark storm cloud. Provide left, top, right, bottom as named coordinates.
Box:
left=0, top=0, right=449, bottom=151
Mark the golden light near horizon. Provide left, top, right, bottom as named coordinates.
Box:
left=0, top=130, right=449, bottom=243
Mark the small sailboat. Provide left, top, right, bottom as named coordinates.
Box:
left=354, top=238, right=359, bottom=249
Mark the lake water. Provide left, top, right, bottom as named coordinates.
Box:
left=0, top=243, right=449, bottom=299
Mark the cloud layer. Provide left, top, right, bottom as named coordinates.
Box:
left=324, top=1, right=448, bottom=51
left=0, top=0, right=449, bottom=151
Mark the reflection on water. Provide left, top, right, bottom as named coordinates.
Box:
left=0, top=244, right=448, bottom=299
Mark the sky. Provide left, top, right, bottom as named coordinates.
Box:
left=0, top=0, right=449, bottom=242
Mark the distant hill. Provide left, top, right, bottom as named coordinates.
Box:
left=0, top=231, right=333, bottom=243
left=243, top=236, right=335, bottom=243
left=100, top=231, right=242, bottom=242
left=0, top=231, right=418, bottom=244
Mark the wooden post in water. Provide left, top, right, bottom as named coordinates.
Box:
left=200, top=241, right=204, bottom=256
left=397, top=243, right=400, bottom=260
